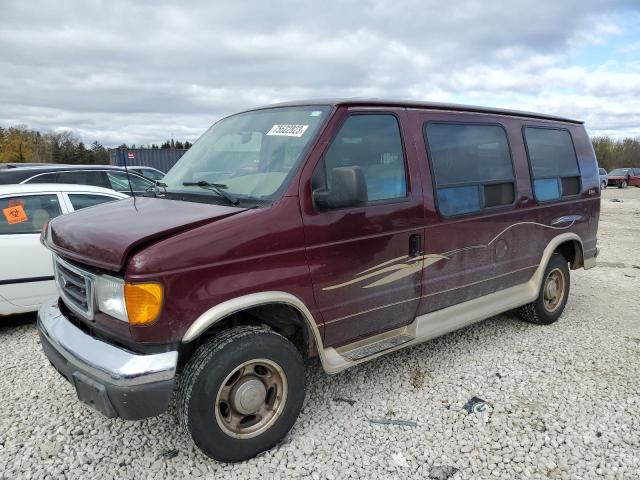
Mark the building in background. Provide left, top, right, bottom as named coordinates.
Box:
left=109, top=148, right=188, bottom=173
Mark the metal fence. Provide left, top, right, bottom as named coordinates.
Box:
left=109, top=148, right=188, bottom=173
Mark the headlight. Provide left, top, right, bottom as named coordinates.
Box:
left=95, top=275, right=128, bottom=322
left=94, top=276, right=163, bottom=326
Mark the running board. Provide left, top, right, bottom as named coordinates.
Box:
left=340, top=334, right=413, bottom=360
left=321, top=265, right=544, bottom=374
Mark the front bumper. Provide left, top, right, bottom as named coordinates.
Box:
left=37, top=297, right=178, bottom=420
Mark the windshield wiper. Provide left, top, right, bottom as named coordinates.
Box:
left=182, top=181, right=240, bottom=206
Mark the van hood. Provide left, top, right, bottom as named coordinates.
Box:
left=45, top=196, right=246, bottom=271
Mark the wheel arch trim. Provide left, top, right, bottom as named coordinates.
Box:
left=182, top=291, right=327, bottom=366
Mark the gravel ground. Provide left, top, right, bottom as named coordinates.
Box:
left=1, top=187, right=639, bottom=480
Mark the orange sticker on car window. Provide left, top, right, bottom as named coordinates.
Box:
left=3, top=205, right=29, bottom=224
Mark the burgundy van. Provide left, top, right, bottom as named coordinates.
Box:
left=38, top=100, right=599, bottom=462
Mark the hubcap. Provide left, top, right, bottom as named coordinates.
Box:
left=543, top=268, right=565, bottom=312
left=231, top=377, right=267, bottom=414
left=215, top=358, right=287, bottom=439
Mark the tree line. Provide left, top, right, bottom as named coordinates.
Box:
left=0, top=125, right=192, bottom=165
left=591, top=137, right=640, bottom=172
left=1, top=124, right=638, bottom=170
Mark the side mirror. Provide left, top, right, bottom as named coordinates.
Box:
left=313, top=166, right=368, bottom=210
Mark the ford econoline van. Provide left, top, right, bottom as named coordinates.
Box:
left=38, top=100, right=599, bottom=462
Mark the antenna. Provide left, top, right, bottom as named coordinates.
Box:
left=123, top=149, right=136, bottom=206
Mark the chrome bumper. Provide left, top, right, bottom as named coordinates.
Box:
left=37, top=297, right=178, bottom=419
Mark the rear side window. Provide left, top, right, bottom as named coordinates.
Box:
left=523, top=127, right=580, bottom=201
left=68, top=194, right=118, bottom=210
left=27, top=172, right=59, bottom=183
left=106, top=171, right=153, bottom=192
left=56, top=170, right=109, bottom=188
left=318, top=114, right=407, bottom=203
left=0, top=194, right=62, bottom=234
left=424, top=123, right=515, bottom=216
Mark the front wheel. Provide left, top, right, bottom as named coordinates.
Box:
left=601, top=181, right=607, bottom=190
left=517, top=253, right=570, bottom=325
left=178, top=326, right=305, bottom=462
left=619, top=180, right=628, bottom=188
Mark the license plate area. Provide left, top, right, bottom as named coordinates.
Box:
left=72, top=372, right=117, bottom=418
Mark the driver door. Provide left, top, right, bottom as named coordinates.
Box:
left=300, top=109, right=425, bottom=347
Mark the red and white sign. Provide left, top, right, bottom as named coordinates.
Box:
left=127, top=152, right=135, bottom=159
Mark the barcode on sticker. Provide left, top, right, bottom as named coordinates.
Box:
left=266, top=125, right=309, bottom=137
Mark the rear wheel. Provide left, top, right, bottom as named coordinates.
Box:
left=517, top=253, right=570, bottom=325
left=178, top=326, right=305, bottom=462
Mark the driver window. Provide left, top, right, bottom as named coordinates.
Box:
left=315, top=114, right=407, bottom=202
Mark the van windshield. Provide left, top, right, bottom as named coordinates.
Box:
left=162, top=106, right=331, bottom=204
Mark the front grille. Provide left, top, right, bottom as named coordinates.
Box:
left=54, top=256, right=94, bottom=320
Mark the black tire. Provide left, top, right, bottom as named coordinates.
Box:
left=517, top=253, right=570, bottom=325
left=178, top=326, right=305, bottom=462
left=622, top=180, right=628, bottom=189
left=601, top=181, right=606, bottom=190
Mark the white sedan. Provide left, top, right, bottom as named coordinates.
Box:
left=0, top=184, right=128, bottom=315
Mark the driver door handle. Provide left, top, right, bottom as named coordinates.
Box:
left=409, top=234, right=422, bottom=258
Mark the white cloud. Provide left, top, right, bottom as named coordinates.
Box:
left=0, top=0, right=639, bottom=144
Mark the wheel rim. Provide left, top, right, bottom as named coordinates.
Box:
left=623, top=181, right=628, bottom=188
left=214, top=358, right=288, bottom=439
left=543, top=268, right=565, bottom=312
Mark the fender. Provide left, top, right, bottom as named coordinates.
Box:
left=182, top=291, right=330, bottom=370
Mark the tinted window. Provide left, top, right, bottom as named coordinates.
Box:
left=106, top=171, right=153, bottom=192
left=0, top=194, right=62, bottom=234
left=56, top=170, right=109, bottom=188
left=136, top=169, right=164, bottom=181
left=523, top=127, right=580, bottom=201
left=26, top=172, right=59, bottom=183
left=320, top=115, right=407, bottom=202
left=609, top=168, right=628, bottom=176
left=68, top=194, right=118, bottom=210
left=425, top=123, right=515, bottom=216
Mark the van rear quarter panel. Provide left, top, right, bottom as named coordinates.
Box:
left=124, top=196, right=318, bottom=344
left=410, top=110, right=599, bottom=315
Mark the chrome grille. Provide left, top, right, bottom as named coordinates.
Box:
left=54, top=256, right=94, bottom=320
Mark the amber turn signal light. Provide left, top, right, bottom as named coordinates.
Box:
left=124, top=282, right=163, bottom=326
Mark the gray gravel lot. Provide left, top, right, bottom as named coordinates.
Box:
left=1, top=187, right=639, bottom=479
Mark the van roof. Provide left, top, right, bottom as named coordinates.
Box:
left=260, top=99, right=583, bottom=124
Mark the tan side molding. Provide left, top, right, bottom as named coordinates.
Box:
left=182, top=233, right=584, bottom=375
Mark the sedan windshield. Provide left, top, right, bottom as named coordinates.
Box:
left=609, top=168, right=629, bottom=176
left=162, top=106, right=331, bottom=203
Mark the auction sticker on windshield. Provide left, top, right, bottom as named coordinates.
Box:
left=3, top=205, right=29, bottom=224
left=267, top=124, right=309, bottom=137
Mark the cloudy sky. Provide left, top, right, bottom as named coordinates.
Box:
left=1, top=0, right=639, bottom=146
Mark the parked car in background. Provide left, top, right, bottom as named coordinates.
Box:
left=0, top=165, right=155, bottom=194
left=0, top=163, right=61, bottom=170
left=128, top=166, right=165, bottom=182
left=607, top=168, right=640, bottom=188
left=1, top=184, right=128, bottom=316
left=598, top=168, right=608, bottom=189
left=37, top=99, right=599, bottom=462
